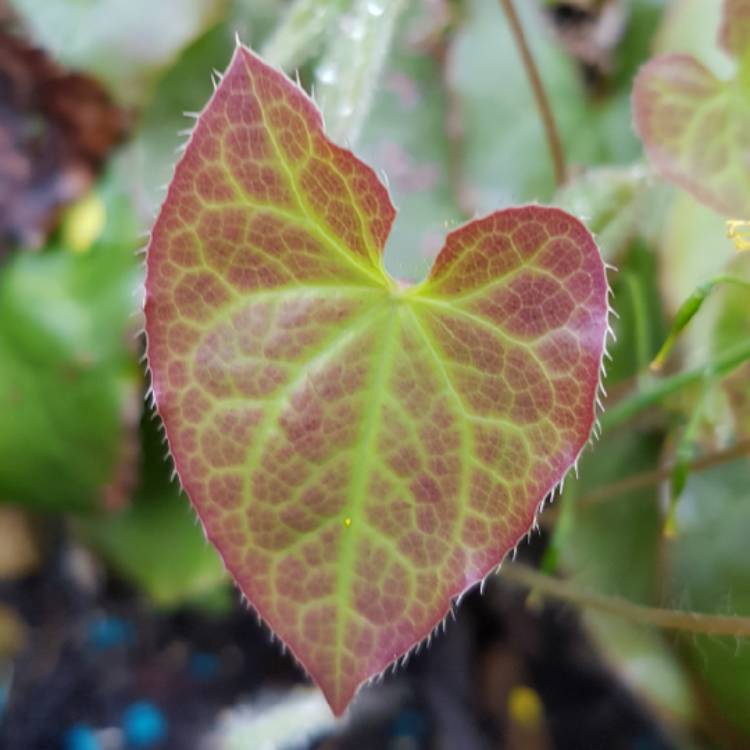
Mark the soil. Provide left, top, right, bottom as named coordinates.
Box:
left=0, top=531, right=678, bottom=750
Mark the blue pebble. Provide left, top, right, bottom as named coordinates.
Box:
left=189, top=651, right=219, bottom=680
left=63, top=725, right=101, bottom=750
left=122, top=702, right=167, bottom=747
left=88, top=616, right=133, bottom=651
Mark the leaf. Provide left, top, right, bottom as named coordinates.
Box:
left=0, top=179, right=143, bottom=512
left=76, top=417, right=229, bottom=608
left=144, top=45, right=609, bottom=714
left=447, top=0, right=643, bottom=213
left=9, top=0, right=227, bottom=105
left=667, top=458, right=750, bottom=738
left=633, top=0, right=750, bottom=217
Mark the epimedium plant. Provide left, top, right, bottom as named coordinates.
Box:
left=633, top=0, right=750, bottom=217
left=3, top=0, right=750, bottom=739
left=143, top=44, right=609, bottom=713
left=134, top=0, right=750, bottom=726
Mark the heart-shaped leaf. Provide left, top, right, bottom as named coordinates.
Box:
left=633, top=0, right=750, bottom=217
left=144, top=44, right=608, bottom=714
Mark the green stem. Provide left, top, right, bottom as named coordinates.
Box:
left=261, top=0, right=353, bottom=70
left=651, top=274, right=750, bottom=370
left=576, top=439, right=750, bottom=507
left=602, top=337, right=750, bottom=432
left=315, top=0, right=408, bottom=146
left=501, top=563, right=750, bottom=638
left=663, top=379, right=712, bottom=535
left=622, top=270, right=652, bottom=373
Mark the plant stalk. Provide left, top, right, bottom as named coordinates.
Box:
left=576, top=439, right=750, bottom=507
left=498, top=0, right=566, bottom=186
left=502, top=563, right=750, bottom=638
left=602, top=338, right=750, bottom=432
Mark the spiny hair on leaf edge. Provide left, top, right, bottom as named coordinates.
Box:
left=138, top=263, right=612, bottom=715
left=140, top=35, right=613, bottom=712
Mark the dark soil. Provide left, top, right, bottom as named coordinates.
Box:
left=0, top=532, right=678, bottom=750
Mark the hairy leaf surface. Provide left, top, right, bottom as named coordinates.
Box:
left=633, top=0, right=750, bottom=217
left=144, top=45, right=608, bottom=714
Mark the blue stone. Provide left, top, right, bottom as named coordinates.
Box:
left=63, top=725, right=101, bottom=750
left=88, top=616, right=133, bottom=651
left=122, top=701, right=167, bottom=747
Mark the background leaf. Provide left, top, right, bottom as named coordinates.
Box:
left=0, top=177, right=142, bottom=512
left=633, top=0, right=750, bottom=217
left=76, top=417, right=229, bottom=608
left=9, top=0, right=228, bottom=104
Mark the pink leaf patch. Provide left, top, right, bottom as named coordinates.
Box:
left=633, top=0, right=750, bottom=217
left=144, top=44, right=608, bottom=714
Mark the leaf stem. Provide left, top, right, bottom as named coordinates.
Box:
left=261, top=0, right=353, bottom=70
left=501, top=563, right=750, bottom=638
left=576, top=439, right=750, bottom=507
left=602, top=338, right=750, bottom=431
left=498, top=0, right=566, bottom=186
left=315, top=0, right=408, bottom=146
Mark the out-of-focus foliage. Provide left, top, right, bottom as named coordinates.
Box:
left=668, top=460, right=750, bottom=736
left=448, top=0, right=647, bottom=212
left=76, top=418, right=229, bottom=608
left=0, top=179, right=141, bottom=512
left=9, top=0, right=228, bottom=104
left=634, top=0, right=750, bottom=217
left=0, top=0, right=748, bottom=739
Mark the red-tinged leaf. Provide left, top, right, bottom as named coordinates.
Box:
left=144, top=44, right=608, bottom=714
left=633, top=1, right=750, bottom=217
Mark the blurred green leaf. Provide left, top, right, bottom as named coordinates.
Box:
left=77, top=417, right=229, bottom=609
left=447, top=0, right=642, bottom=212
left=607, top=241, right=667, bottom=382
left=556, top=428, right=696, bottom=722
left=0, top=178, right=142, bottom=512
left=667, top=458, right=750, bottom=738
left=10, top=0, right=228, bottom=104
